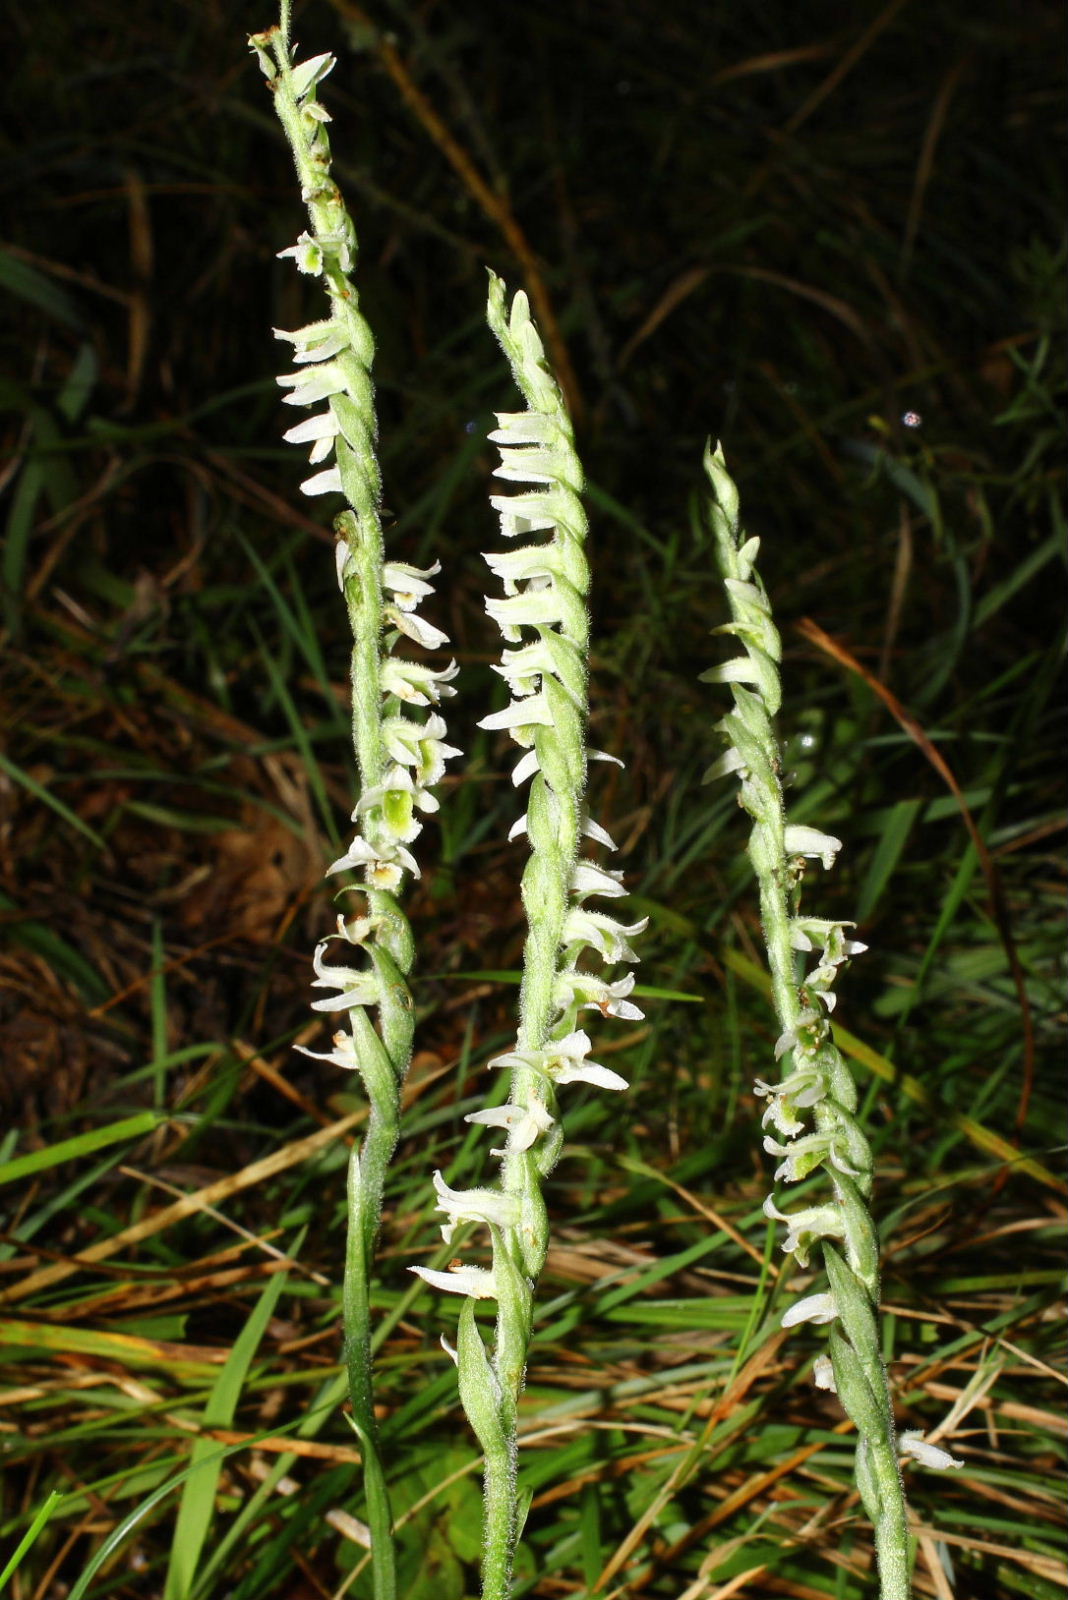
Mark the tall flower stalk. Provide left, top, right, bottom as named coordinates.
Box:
left=410, top=277, right=644, bottom=1600
left=700, top=441, right=913, bottom=1599
left=250, top=11, right=458, bottom=1598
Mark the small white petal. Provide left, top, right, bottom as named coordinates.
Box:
left=478, top=692, right=554, bottom=732
left=300, top=466, right=343, bottom=496
left=283, top=410, right=340, bottom=445
left=781, top=1292, right=837, bottom=1329
left=512, top=749, right=541, bottom=786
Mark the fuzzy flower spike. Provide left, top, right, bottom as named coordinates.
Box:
left=701, top=441, right=915, bottom=1600
left=409, top=276, right=644, bottom=1600
left=251, top=10, right=458, bottom=1596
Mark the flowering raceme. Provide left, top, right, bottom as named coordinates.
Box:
left=250, top=17, right=458, bottom=1595
left=409, top=276, right=645, bottom=1600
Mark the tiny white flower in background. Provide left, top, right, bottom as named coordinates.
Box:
left=781, top=1291, right=837, bottom=1328
left=812, top=1354, right=837, bottom=1392
left=409, top=1263, right=498, bottom=1300
left=899, top=1432, right=964, bottom=1471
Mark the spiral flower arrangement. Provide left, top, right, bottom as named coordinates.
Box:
left=408, top=276, right=645, bottom=1600
left=251, top=12, right=458, bottom=1597
left=701, top=441, right=960, bottom=1597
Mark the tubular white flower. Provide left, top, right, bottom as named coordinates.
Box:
left=465, top=1099, right=556, bottom=1155
left=477, top=692, right=555, bottom=732
left=754, top=1065, right=827, bottom=1137
left=325, top=833, right=420, bottom=884
left=283, top=409, right=341, bottom=456
left=783, top=824, right=843, bottom=870
left=380, top=713, right=461, bottom=788
left=561, top=907, right=647, bottom=964
left=554, top=969, right=644, bottom=1022
left=384, top=606, right=450, bottom=651
left=276, top=232, right=323, bottom=275
left=294, top=1029, right=361, bottom=1071
left=277, top=362, right=347, bottom=406
left=488, top=1029, right=629, bottom=1093
left=380, top=657, right=458, bottom=706
left=309, top=941, right=382, bottom=1012
left=273, top=319, right=350, bottom=362
left=899, top=1432, right=964, bottom=1471
left=764, top=1130, right=861, bottom=1183
left=781, top=1291, right=838, bottom=1329
left=569, top=861, right=628, bottom=901
left=431, top=1171, right=520, bottom=1245
left=382, top=560, right=441, bottom=611
left=410, top=1263, right=498, bottom=1300
left=762, top=1196, right=846, bottom=1266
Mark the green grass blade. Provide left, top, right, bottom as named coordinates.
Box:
left=0, top=1113, right=166, bottom=1189
left=163, top=1269, right=290, bottom=1600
